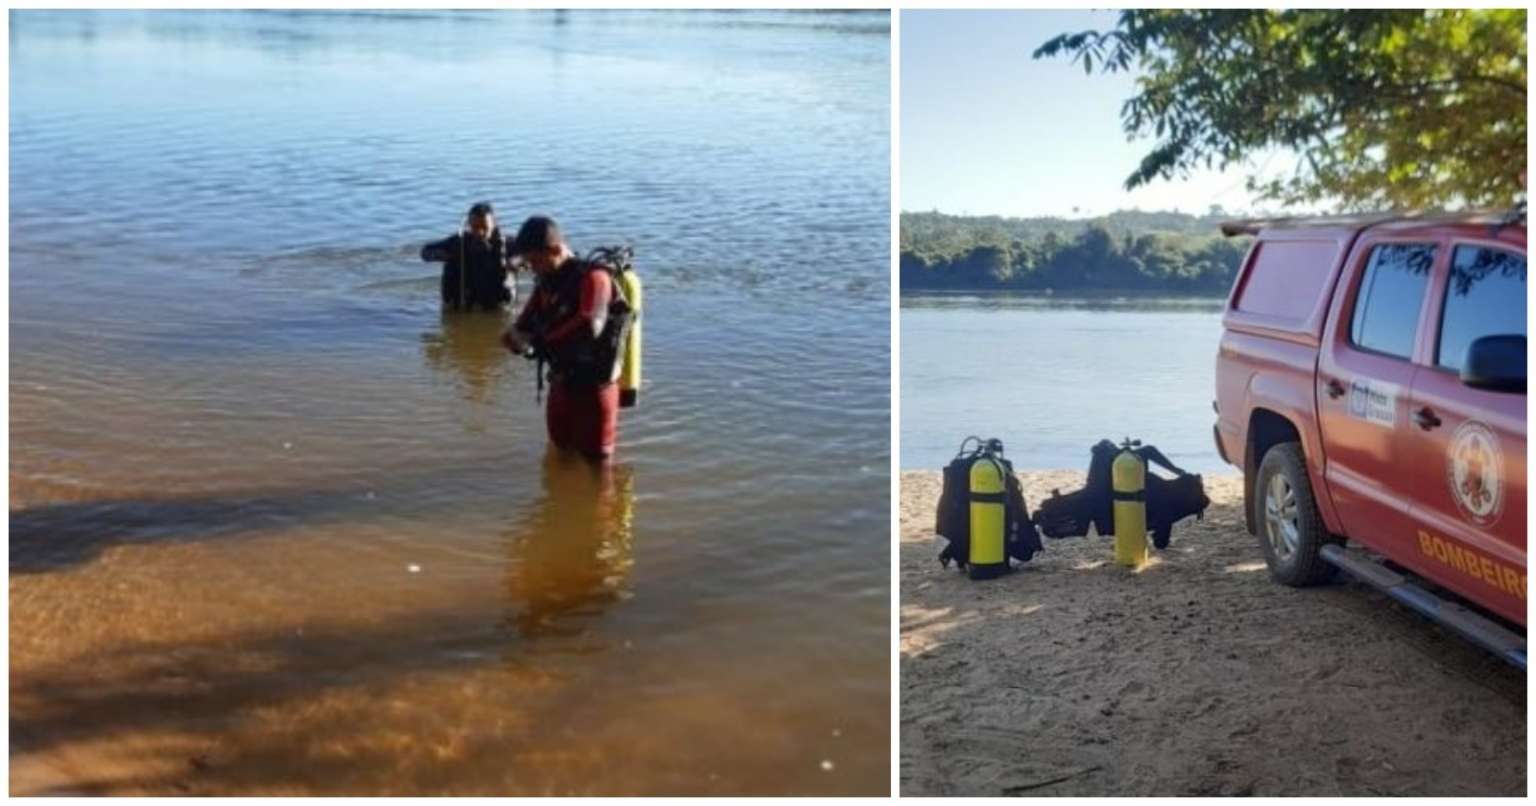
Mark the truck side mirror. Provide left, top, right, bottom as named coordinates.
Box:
left=1461, top=335, right=1526, bottom=394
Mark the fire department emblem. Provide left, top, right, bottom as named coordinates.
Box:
left=1446, top=420, right=1504, bottom=527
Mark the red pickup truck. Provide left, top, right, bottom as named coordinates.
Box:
left=1214, top=210, right=1526, bottom=665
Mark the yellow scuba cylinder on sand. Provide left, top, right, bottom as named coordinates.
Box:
left=968, top=453, right=1008, bottom=580
left=617, top=269, right=642, bottom=408
left=1111, top=438, right=1149, bottom=568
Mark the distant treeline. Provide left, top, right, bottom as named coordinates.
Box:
left=901, top=210, right=1253, bottom=295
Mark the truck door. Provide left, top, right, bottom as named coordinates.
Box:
left=1316, top=238, right=1441, bottom=551
left=1404, top=241, right=1526, bottom=625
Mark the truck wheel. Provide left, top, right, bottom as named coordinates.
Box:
left=1254, top=442, right=1337, bottom=586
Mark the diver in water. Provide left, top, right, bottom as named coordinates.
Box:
left=421, top=201, right=516, bottom=311
left=501, top=215, right=627, bottom=460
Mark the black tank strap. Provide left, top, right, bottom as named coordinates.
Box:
left=955, top=436, right=985, bottom=459
left=535, top=353, right=546, bottom=404
left=1136, top=445, right=1189, bottom=477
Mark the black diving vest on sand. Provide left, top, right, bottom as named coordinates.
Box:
left=934, top=438, right=1042, bottom=573
left=1035, top=438, right=1211, bottom=548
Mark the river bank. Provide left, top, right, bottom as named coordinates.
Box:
left=900, top=470, right=1525, bottom=796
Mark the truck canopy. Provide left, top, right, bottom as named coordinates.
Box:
left=1220, top=207, right=1525, bottom=341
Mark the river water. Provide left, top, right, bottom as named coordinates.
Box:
left=901, top=294, right=1227, bottom=474
left=10, top=10, right=891, bottom=795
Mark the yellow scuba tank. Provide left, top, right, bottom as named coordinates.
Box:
left=968, top=454, right=1008, bottom=579
left=616, top=268, right=642, bottom=408
left=1111, top=438, right=1149, bottom=568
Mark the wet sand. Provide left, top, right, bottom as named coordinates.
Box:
left=900, top=470, right=1525, bottom=797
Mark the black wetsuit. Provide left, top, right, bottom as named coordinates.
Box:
left=422, top=230, right=512, bottom=310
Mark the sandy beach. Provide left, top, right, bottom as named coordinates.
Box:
left=900, top=470, right=1525, bottom=797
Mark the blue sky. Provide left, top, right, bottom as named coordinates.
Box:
left=901, top=10, right=1298, bottom=218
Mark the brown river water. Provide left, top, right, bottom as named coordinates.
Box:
left=10, top=10, right=891, bottom=795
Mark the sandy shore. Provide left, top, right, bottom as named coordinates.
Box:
left=900, top=470, right=1525, bottom=797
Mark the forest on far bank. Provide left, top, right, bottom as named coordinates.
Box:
left=900, top=209, right=1252, bottom=295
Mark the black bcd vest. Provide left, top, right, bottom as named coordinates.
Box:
left=533, top=248, right=636, bottom=388
left=934, top=437, right=1043, bottom=572
left=1034, top=439, right=1211, bottom=548
left=444, top=230, right=512, bottom=310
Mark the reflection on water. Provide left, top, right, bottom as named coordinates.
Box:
left=11, top=9, right=889, bottom=795
left=422, top=310, right=516, bottom=409
left=505, top=450, right=636, bottom=638
left=901, top=294, right=1227, bottom=473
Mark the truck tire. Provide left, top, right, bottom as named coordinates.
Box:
left=1254, top=442, right=1337, bottom=586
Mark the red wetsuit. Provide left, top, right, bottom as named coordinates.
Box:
left=516, top=264, right=618, bottom=458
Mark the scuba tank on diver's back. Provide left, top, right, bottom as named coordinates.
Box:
left=583, top=245, right=642, bottom=408
left=613, top=257, right=642, bottom=408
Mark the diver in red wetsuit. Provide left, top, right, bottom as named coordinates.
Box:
left=502, top=216, right=622, bottom=460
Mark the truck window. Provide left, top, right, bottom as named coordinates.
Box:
left=1349, top=243, right=1435, bottom=359
left=1436, top=245, right=1527, bottom=372
left=1233, top=239, right=1339, bottom=321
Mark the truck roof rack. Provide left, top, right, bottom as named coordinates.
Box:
left=1219, top=209, right=1519, bottom=238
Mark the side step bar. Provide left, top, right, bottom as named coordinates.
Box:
left=1320, top=544, right=1526, bottom=671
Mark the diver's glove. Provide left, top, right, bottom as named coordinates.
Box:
left=525, top=334, right=548, bottom=361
